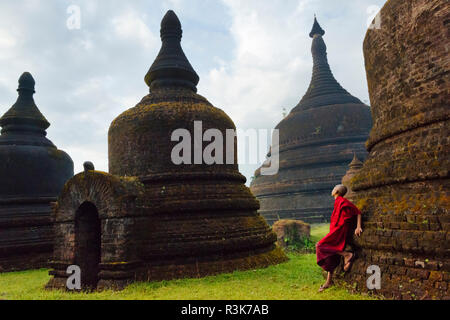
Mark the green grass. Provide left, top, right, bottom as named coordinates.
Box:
left=310, top=223, right=329, bottom=244
left=0, top=224, right=376, bottom=300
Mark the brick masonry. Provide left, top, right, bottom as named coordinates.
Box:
left=339, top=0, right=449, bottom=300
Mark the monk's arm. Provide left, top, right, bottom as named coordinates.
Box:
left=355, top=213, right=363, bottom=236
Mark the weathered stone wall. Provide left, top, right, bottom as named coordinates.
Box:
left=341, top=0, right=449, bottom=300
left=47, top=172, right=145, bottom=290
left=47, top=170, right=287, bottom=290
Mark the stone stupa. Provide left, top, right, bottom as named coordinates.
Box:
left=0, top=73, right=73, bottom=271
left=250, top=17, right=372, bottom=225
left=47, top=10, right=286, bottom=291
left=341, top=154, right=364, bottom=201
left=342, top=0, right=449, bottom=300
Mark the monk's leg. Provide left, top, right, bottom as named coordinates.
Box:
left=319, top=272, right=333, bottom=292
left=325, top=271, right=333, bottom=286
left=337, top=251, right=354, bottom=271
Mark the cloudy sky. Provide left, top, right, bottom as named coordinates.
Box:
left=0, top=0, right=385, bottom=183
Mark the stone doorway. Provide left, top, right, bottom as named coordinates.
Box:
left=74, top=202, right=101, bottom=290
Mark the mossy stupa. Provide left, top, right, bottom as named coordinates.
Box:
left=250, top=17, right=372, bottom=224
left=0, top=73, right=73, bottom=271
left=47, top=10, right=286, bottom=290
left=342, top=0, right=449, bottom=300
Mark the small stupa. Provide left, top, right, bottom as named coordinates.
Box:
left=0, top=73, right=73, bottom=271
left=341, top=154, right=364, bottom=201
left=47, top=10, right=286, bottom=291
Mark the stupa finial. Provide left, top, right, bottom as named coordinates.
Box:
left=309, top=16, right=325, bottom=38
left=18, top=72, right=36, bottom=93
left=144, top=10, right=199, bottom=92
left=161, top=10, right=182, bottom=40
left=0, top=72, right=49, bottom=132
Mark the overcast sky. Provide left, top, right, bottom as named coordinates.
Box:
left=0, top=0, right=385, bottom=183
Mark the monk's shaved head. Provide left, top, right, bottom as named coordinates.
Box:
left=332, top=184, right=347, bottom=197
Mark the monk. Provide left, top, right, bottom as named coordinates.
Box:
left=316, top=184, right=362, bottom=292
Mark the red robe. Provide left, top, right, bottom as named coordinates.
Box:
left=316, top=196, right=361, bottom=272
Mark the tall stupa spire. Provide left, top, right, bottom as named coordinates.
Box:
left=250, top=16, right=372, bottom=225
left=295, top=16, right=362, bottom=111
left=144, top=10, right=199, bottom=92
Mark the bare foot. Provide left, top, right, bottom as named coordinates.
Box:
left=318, top=282, right=333, bottom=292
left=343, top=252, right=354, bottom=272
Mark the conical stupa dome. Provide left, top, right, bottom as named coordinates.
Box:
left=0, top=72, right=73, bottom=198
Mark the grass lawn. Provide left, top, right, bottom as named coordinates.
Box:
left=0, top=224, right=376, bottom=300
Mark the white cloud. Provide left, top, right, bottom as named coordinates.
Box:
left=0, top=0, right=386, bottom=181
left=201, top=0, right=311, bottom=129
left=112, top=11, right=158, bottom=48
left=0, top=29, right=17, bottom=49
